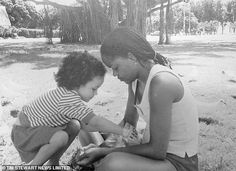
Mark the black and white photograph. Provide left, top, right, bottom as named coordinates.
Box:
left=0, top=0, right=236, bottom=170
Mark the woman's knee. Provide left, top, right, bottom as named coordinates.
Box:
left=96, top=152, right=126, bottom=171
left=66, top=119, right=81, bottom=136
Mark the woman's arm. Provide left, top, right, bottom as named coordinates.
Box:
left=78, top=73, right=184, bottom=165
left=122, top=84, right=139, bottom=127
left=112, top=74, right=178, bottom=159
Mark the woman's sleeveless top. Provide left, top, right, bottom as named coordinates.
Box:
left=133, top=64, right=199, bottom=157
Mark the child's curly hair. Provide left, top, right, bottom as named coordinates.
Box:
left=55, top=51, right=106, bottom=90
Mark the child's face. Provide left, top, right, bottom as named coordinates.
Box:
left=77, top=76, right=104, bottom=102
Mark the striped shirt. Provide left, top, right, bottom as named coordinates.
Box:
left=22, top=87, right=94, bottom=127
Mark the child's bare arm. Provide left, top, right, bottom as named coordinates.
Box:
left=85, top=115, right=124, bottom=136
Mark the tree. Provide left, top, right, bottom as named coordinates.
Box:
left=165, top=0, right=173, bottom=44
left=0, top=0, right=43, bottom=28
left=172, top=3, right=199, bottom=35
left=159, top=0, right=165, bottom=44
left=225, top=0, right=236, bottom=23
left=216, top=0, right=227, bottom=34
left=147, top=0, right=183, bottom=16
left=25, top=0, right=187, bottom=43
left=120, top=0, right=147, bottom=36
left=147, top=0, right=184, bottom=43
left=29, top=0, right=111, bottom=44
left=126, top=0, right=136, bottom=30
left=172, top=5, right=181, bottom=34
left=43, top=5, right=59, bottom=44
left=109, top=0, right=119, bottom=30
left=86, top=0, right=111, bottom=43
left=191, top=1, right=204, bottom=22
left=203, top=0, right=216, bottom=22
left=232, top=0, right=236, bottom=22
left=135, top=0, right=147, bottom=36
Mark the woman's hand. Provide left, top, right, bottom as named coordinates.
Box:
left=77, top=147, right=105, bottom=166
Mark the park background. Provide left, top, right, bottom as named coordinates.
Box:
left=0, top=0, right=236, bottom=170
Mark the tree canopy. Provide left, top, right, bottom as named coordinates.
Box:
left=0, top=0, right=43, bottom=28
left=1, top=0, right=235, bottom=43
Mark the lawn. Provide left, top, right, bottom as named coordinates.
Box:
left=0, top=34, right=236, bottom=170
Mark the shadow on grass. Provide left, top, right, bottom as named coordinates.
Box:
left=0, top=53, right=64, bottom=70
left=0, top=38, right=235, bottom=70
left=151, top=41, right=236, bottom=59
left=0, top=40, right=103, bottom=70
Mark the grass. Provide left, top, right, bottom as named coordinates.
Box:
left=1, top=35, right=236, bottom=170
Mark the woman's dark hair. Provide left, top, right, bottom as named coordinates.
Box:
left=55, top=51, right=106, bottom=90
left=101, top=27, right=172, bottom=69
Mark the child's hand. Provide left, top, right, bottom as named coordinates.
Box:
left=122, top=123, right=141, bottom=145
left=122, top=127, right=137, bottom=139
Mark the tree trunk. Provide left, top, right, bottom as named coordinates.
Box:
left=126, top=0, right=136, bottom=28
left=43, top=5, right=53, bottom=44
left=126, top=0, right=147, bottom=37
left=221, top=23, right=224, bottom=34
left=29, top=0, right=111, bottom=44
left=117, top=0, right=123, bottom=22
left=135, top=0, right=147, bottom=37
left=159, top=0, right=165, bottom=44
left=109, top=0, right=119, bottom=30
left=165, top=0, right=172, bottom=44
left=60, top=7, right=84, bottom=43
left=183, top=6, right=185, bottom=34
left=149, top=14, right=153, bottom=33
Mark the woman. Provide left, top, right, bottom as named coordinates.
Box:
left=77, top=27, right=199, bottom=171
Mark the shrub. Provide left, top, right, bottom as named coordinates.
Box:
left=0, top=26, right=20, bottom=38
left=18, top=28, right=44, bottom=38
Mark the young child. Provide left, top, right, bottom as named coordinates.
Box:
left=11, top=51, right=133, bottom=166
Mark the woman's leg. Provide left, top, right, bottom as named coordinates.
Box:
left=95, top=152, right=177, bottom=171
left=29, top=130, right=69, bottom=165
left=46, top=119, right=81, bottom=165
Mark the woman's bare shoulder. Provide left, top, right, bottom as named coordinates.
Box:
left=149, top=72, right=184, bottom=102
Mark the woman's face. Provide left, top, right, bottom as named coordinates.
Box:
left=102, top=55, right=138, bottom=84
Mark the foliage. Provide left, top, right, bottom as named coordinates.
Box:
left=171, top=3, right=199, bottom=34
left=215, top=1, right=227, bottom=25
left=170, top=0, right=236, bottom=35
left=2, top=0, right=236, bottom=41
left=172, top=4, right=184, bottom=34
left=41, top=6, right=60, bottom=44
left=148, top=0, right=233, bottom=35
left=0, top=26, right=19, bottom=38
left=191, top=0, right=234, bottom=24
left=40, top=6, right=60, bottom=30
left=18, top=28, right=44, bottom=38
left=198, top=20, right=219, bottom=34
left=0, top=26, right=58, bottom=39
left=0, top=0, right=43, bottom=28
